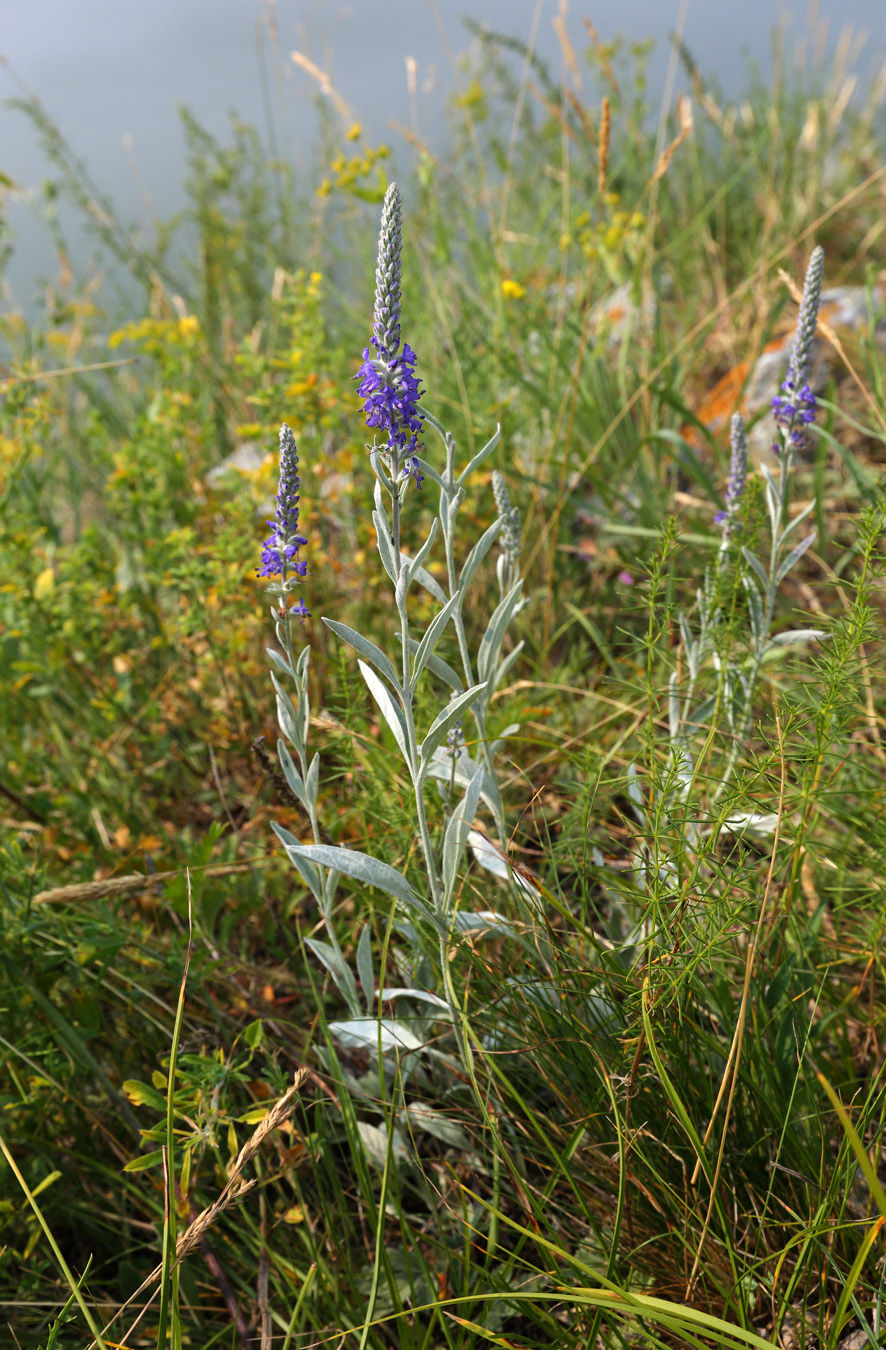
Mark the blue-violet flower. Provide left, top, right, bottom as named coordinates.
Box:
left=355, top=182, right=425, bottom=486
left=257, top=424, right=310, bottom=619
left=771, top=245, right=824, bottom=453
left=715, top=411, right=748, bottom=533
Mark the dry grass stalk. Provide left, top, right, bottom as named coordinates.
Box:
left=652, top=96, right=693, bottom=181
left=598, top=97, right=610, bottom=197
left=33, top=861, right=259, bottom=906
left=90, top=1069, right=309, bottom=1350
left=290, top=49, right=351, bottom=120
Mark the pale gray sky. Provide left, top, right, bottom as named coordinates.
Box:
left=3, top=0, right=884, bottom=300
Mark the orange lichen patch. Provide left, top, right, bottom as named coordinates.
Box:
left=690, top=337, right=786, bottom=441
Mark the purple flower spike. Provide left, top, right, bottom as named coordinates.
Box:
left=771, top=246, right=824, bottom=454
left=257, top=424, right=310, bottom=619
left=355, top=182, right=425, bottom=485
left=717, top=412, right=748, bottom=538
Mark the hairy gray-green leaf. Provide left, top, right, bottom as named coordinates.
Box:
left=459, top=518, right=502, bottom=596
left=457, top=424, right=501, bottom=487
left=419, top=683, right=488, bottom=771
left=323, top=618, right=402, bottom=694
left=359, top=660, right=409, bottom=762
left=305, top=938, right=360, bottom=1014
left=356, top=925, right=375, bottom=1011
left=411, top=592, right=461, bottom=688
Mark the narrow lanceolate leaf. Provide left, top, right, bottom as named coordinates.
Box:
left=742, top=574, right=764, bottom=641
left=323, top=618, right=403, bottom=695
left=356, top=924, right=374, bottom=1011
left=402, top=556, right=446, bottom=603
left=782, top=497, right=816, bottom=541
left=330, top=1018, right=424, bottom=1054
left=271, top=822, right=324, bottom=900
left=283, top=843, right=443, bottom=930
left=411, top=591, right=461, bottom=687
left=305, top=939, right=360, bottom=1015
left=459, top=518, right=502, bottom=596
left=425, top=748, right=501, bottom=819
left=768, top=628, right=828, bottom=647
left=266, top=647, right=295, bottom=679
left=477, top=580, right=524, bottom=685
left=776, top=530, right=816, bottom=584
left=407, top=640, right=463, bottom=692
left=418, top=683, right=488, bottom=771
left=373, top=509, right=397, bottom=583
left=442, top=763, right=485, bottom=898
left=741, top=547, right=769, bottom=593
left=457, top=423, right=501, bottom=486
left=359, top=660, right=410, bottom=763
left=277, top=740, right=307, bottom=809
left=402, top=517, right=439, bottom=587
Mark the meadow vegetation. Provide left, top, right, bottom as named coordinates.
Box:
left=2, top=15, right=886, bottom=1350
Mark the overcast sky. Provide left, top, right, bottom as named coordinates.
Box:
left=3, top=0, right=885, bottom=301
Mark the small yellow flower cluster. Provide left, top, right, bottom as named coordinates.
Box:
left=501, top=279, right=527, bottom=300
left=316, top=138, right=390, bottom=202
left=108, top=314, right=202, bottom=357
left=568, top=195, right=647, bottom=283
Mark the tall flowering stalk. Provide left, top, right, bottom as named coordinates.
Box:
left=710, top=246, right=826, bottom=797
left=276, top=186, right=527, bottom=1001
left=715, top=413, right=748, bottom=545
left=356, top=183, right=425, bottom=493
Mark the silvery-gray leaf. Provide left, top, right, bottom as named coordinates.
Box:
left=690, top=694, right=716, bottom=728
left=741, top=547, right=770, bottom=593
left=410, top=594, right=459, bottom=691
left=768, top=628, right=828, bottom=646
left=331, top=1018, right=424, bottom=1054
left=305, top=938, right=360, bottom=1014
left=411, top=592, right=461, bottom=687
left=406, top=1101, right=470, bottom=1149
left=373, top=510, right=397, bottom=583
left=266, top=646, right=295, bottom=679
left=271, top=673, right=301, bottom=748
left=776, top=530, right=816, bottom=584
left=271, top=822, right=323, bottom=898
left=296, top=645, right=311, bottom=683
left=781, top=497, right=816, bottom=541
left=378, top=987, right=452, bottom=1013
left=460, top=518, right=503, bottom=596
left=407, top=641, right=462, bottom=692
left=402, top=516, right=439, bottom=585
left=467, top=830, right=541, bottom=901
left=277, top=740, right=307, bottom=809
left=722, top=811, right=780, bottom=838
left=402, top=556, right=446, bottom=604
left=491, top=640, right=524, bottom=695
left=414, top=456, right=447, bottom=492
left=285, top=843, right=442, bottom=930
left=305, top=751, right=321, bottom=809
left=356, top=924, right=375, bottom=1011
left=678, top=614, right=698, bottom=680
left=359, top=660, right=409, bottom=762
left=451, top=908, right=514, bottom=935
left=323, top=618, right=403, bottom=694
left=442, top=764, right=485, bottom=897
left=668, top=672, right=682, bottom=741
left=425, top=750, right=501, bottom=818
left=625, top=763, right=647, bottom=827
left=419, top=683, right=488, bottom=770
left=445, top=493, right=462, bottom=542
left=478, top=580, right=524, bottom=685
left=456, top=424, right=501, bottom=487
left=355, top=1119, right=410, bottom=1165
left=742, top=574, right=763, bottom=640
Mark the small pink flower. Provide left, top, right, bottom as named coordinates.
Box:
left=617, top=570, right=634, bottom=586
